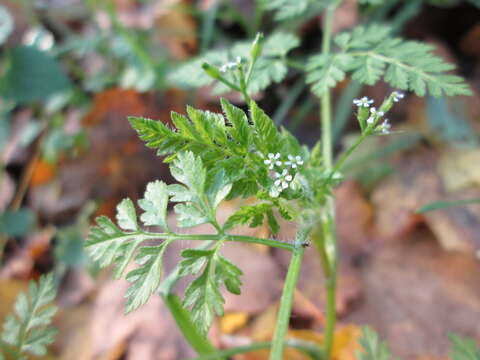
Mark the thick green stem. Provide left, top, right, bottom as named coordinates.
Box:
left=320, top=3, right=340, bottom=359
left=269, top=245, right=305, bottom=360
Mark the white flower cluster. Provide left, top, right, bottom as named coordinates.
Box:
left=263, top=152, right=304, bottom=197
left=353, top=96, right=374, bottom=108
left=392, top=91, right=405, bottom=102
left=220, top=56, right=242, bottom=73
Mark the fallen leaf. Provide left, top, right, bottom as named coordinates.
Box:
left=343, top=233, right=480, bottom=358
left=220, top=312, right=249, bottom=334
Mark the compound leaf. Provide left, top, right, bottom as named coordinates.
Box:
left=1, top=274, right=57, bottom=358
left=125, top=242, right=172, bottom=313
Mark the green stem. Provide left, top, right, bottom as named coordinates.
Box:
left=137, top=232, right=295, bottom=251
left=186, top=338, right=323, bottom=360
left=269, top=245, right=305, bottom=360
left=330, top=131, right=369, bottom=179
left=237, top=67, right=252, bottom=104
left=164, top=294, right=219, bottom=356
left=319, top=3, right=339, bottom=359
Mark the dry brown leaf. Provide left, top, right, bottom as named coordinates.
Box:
left=335, top=180, right=374, bottom=250
left=343, top=234, right=480, bottom=358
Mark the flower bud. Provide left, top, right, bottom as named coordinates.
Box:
left=250, top=33, right=264, bottom=61
left=202, top=62, right=222, bottom=80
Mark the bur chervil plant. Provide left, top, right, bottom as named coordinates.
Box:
left=84, top=1, right=472, bottom=359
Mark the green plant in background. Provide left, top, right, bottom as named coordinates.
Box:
left=84, top=0, right=473, bottom=354
left=0, top=274, right=58, bottom=360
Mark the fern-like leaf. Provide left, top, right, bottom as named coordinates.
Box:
left=169, top=32, right=299, bottom=94
left=356, top=327, right=392, bottom=360
left=0, top=274, right=57, bottom=359
left=179, top=249, right=242, bottom=335
left=307, top=24, right=471, bottom=97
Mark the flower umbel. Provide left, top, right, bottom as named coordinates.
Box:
left=274, top=169, right=293, bottom=190
left=285, top=155, right=304, bottom=169
left=353, top=96, right=374, bottom=108
left=220, top=56, right=242, bottom=73
left=264, top=153, right=282, bottom=169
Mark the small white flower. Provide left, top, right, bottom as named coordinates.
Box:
left=379, top=119, right=391, bottom=134
left=285, top=154, right=304, bottom=169
left=274, top=169, right=293, bottom=190
left=370, top=107, right=385, bottom=117
left=367, top=117, right=375, bottom=125
left=219, top=57, right=242, bottom=73
left=353, top=96, right=374, bottom=108
left=264, top=153, right=281, bottom=169
left=392, top=92, right=405, bottom=102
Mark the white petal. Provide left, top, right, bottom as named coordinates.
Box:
left=264, top=160, right=271, bottom=165
left=274, top=172, right=281, bottom=178
left=282, top=182, right=289, bottom=189
left=281, top=169, right=288, bottom=176
left=297, top=160, right=304, bottom=165
left=274, top=179, right=281, bottom=186
left=274, top=153, right=280, bottom=159
left=275, top=161, right=282, bottom=166
left=288, top=155, right=294, bottom=160
left=291, top=164, right=297, bottom=169
left=285, top=175, right=293, bottom=181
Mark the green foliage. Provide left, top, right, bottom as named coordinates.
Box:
left=0, top=274, right=57, bottom=359
left=86, top=151, right=238, bottom=329
left=356, top=327, right=393, bottom=360
left=449, top=334, right=480, bottom=360
left=86, top=183, right=171, bottom=312
left=307, top=25, right=471, bottom=97
left=169, top=32, right=299, bottom=94
left=0, top=209, right=36, bottom=237
left=1, top=46, right=71, bottom=104
left=130, top=99, right=304, bottom=201
left=179, top=248, right=242, bottom=335
left=258, top=0, right=310, bottom=20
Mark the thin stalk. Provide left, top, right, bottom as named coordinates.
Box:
left=319, top=3, right=340, bottom=359
left=139, top=232, right=295, bottom=251
left=269, top=245, right=305, bottom=360
left=187, top=338, right=323, bottom=360
left=164, top=294, right=218, bottom=356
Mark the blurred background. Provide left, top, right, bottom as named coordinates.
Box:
left=0, top=0, right=480, bottom=359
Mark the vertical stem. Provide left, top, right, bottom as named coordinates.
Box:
left=269, top=245, right=305, bottom=360
left=320, top=3, right=339, bottom=359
